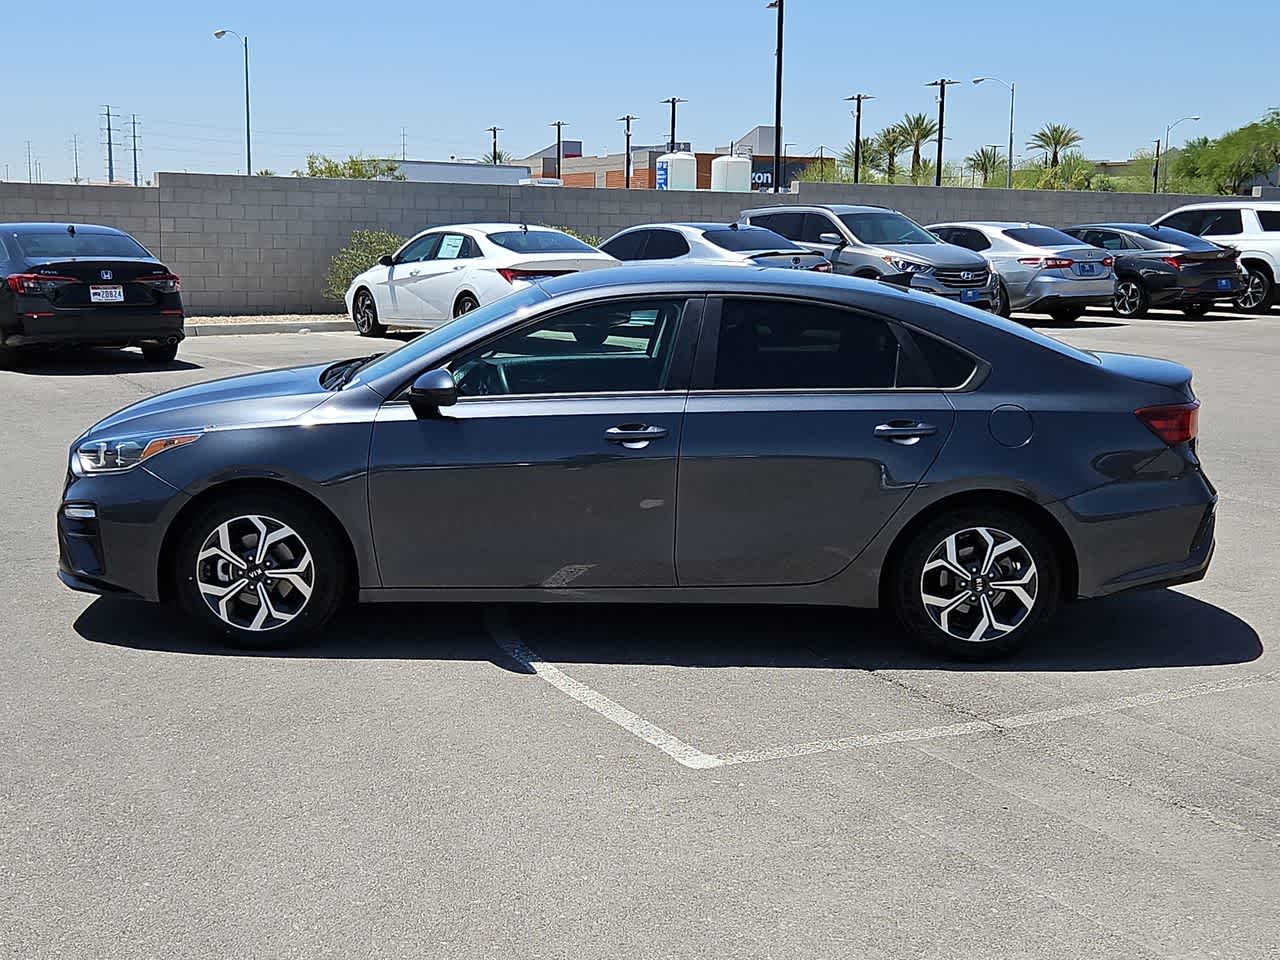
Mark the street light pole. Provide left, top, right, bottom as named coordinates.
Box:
left=659, top=97, right=686, bottom=154
left=214, top=29, right=251, bottom=175
left=972, top=77, right=1015, bottom=189
left=617, top=114, right=637, bottom=188
left=927, top=78, right=960, bottom=187
left=844, top=93, right=875, bottom=184
left=1152, top=138, right=1162, bottom=195
left=768, top=0, right=784, bottom=193
left=1161, top=115, right=1200, bottom=192
left=549, top=120, right=569, bottom=180
left=486, top=126, right=503, bottom=165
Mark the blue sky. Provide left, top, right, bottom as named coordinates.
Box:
left=4, top=0, right=1276, bottom=183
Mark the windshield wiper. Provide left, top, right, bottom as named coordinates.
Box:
left=322, top=354, right=381, bottom=390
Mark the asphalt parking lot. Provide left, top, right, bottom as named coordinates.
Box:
left=3, top=307, right=1278, bottom=959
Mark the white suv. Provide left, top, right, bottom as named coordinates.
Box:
left=1153, top=200, right=1280, bottom=311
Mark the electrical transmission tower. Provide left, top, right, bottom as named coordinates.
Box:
left=129, top=114, right=141, bottom=186
left=71, top=133, right=82, bottom=184
left=101, top=105, right=122, bottom=183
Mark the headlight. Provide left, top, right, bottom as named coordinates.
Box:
left=71, top=432, right=201, bottom=476
left=883, top=256, right=932, bottom=274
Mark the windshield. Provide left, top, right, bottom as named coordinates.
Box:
left=487, top=230, right=598, bottom=254
left=1129, top=225, right=1221, bottom=251
left=1004, top=227, right=1082, bottom=247
left=703, top=227, right=800, bottom=252
left=345, top=285, right=550, bottom=391
left=838, top=212, right=938, bottom=246
left=12, top=229, right=151, bottom=259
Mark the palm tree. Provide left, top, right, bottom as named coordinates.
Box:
left=967, top=146, right=1004, bottom=186
left=1027, top=123, right=1084, bottom=168
left=485, top=147, right=512, bottom=165
left=898, top=113, right=940, bottom=180
left=839, top=137, right=876, bottom=181
left=871, top=126, right=910, bottom=182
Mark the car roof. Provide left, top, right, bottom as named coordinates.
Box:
left=1066, top=223, right=1154, bottom=231
left=1163, top=200, right=1280, bottom=210
left=0, top=222, right=131, bottom=235
left=743, top=203, right=891, bottom=216
left=929, top=221, right=1053, bottom=231
left=538, top=262, right=898, bottom=299
left=422, top=223, right=564, bottom=234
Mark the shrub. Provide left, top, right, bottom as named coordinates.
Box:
left=543, top=225, right=604, bottom=248
left=323, top=229, right=405, bottom=302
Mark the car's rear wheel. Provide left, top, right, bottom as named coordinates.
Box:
left=890, top=508, right=1061, bottom=661
left=1047, top=306, right=1083, bottom=323
left=1181, top=301, right=1213, bottom=319
left=352, top=289, right=386, bottom=337
left=141, top=342, right=179, bottom=363
left=0, top=345, right=20, bottom=369
left=172, top=492, right=347, bottom=649
left=453, top=293, right=479, bottom=318
left=1235, top=264, right=1273, bottom=313
left=1114, top=279, right=1149, bottom=319
left=989, top=280, right=1012, bottom=318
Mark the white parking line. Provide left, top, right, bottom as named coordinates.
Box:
left=487, top=611, right=1278, bottom=770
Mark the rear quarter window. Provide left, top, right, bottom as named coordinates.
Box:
left=898, top=330, right=979, bottom=388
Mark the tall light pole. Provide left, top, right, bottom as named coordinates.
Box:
left=767, top=0, right=784, bottom=193
left=617, top=114, right=638, bottom=188
left=844, top=93, right=875, bottom=184
left=213, top=29, right=251, bottom=175
left=486, top=126, right=503, bottom=164
left=1161, top=115, right=1200, bottom=192
left=659, top=97, right=686, bottom=154
left=549, top=120, right=569, bottom=180
left=972, top=76, right=1015, bottom=189
left=926, top=78, right=961, bottom=187
left=1152, top=138, right=1162, bottom=195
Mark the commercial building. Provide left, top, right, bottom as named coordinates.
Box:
left=394, top=159, right=532, bottom=185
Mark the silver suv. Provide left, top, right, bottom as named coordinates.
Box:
left=740, top=204, right=997, bottom=310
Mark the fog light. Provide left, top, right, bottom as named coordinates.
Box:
left=63, top=505, right=97, bottom=520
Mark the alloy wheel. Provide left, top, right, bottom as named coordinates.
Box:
left=1115, top=281, right=1143, bottom=317
left=195, top=515, right=315, bottom=631
left=990, top=282, right=1006, bottom=317
left=920, top=527, right=1038, bottom=644
left=1237, top=270, right=1270, bottom=311
left=354, top=293, right=376, bottom=333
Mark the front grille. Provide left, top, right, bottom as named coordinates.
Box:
left=934, top=267, right=990, bottom=288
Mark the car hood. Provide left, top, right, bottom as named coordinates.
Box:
left=80, top=362, right=334, bottom=441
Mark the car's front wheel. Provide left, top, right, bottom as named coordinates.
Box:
left=890, top=508, right=1061, bottom=661
left=352, top=289, right=386, bottom=337
left=989, top=280, right=1012, bottom=318
left=172, top=492, right=348, bottom=649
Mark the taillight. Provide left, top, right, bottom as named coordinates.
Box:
left=1102, top=257, right=1114, bottom=268
left=1017, top=257, right=1073, bottom=269
left=1161, top=256, right=1184, bottom=271
left=497, top=268, right=575, bottom=284
left=1136, top=401, right=1199, bottom=446
left=137, top=273, right=181, bottom=293
left=7, top=273, right=77, bottom=296
left=812, top=262, right=832, bottom=272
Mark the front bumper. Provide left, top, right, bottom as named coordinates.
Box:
left=910, top=275, right=995, bottom=308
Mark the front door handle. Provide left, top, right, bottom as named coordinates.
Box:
left=604, top=424, right=669, bottom=449
left=874, top=421, right=937, bottom=444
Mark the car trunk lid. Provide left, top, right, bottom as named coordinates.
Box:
left=18, top=257, right=175, bottom=308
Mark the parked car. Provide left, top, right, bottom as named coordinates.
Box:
left=343, top=223, right=617, bottom=335
left=1151, top=201, right=1280, bottom=312
left=928, top=222, right=1114, bottom=321
left=1, top=222, right=183, bottom=367
left=1062, top=223, right=1244, bottom=319
left=600, top=222, right=832, bottom=271
left=740, top=204, right=998, bottom=310
left=60, top=264, right=1215, bottom=661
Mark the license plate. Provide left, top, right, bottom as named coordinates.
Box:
left=89, top=285, right=124, bottom=303
left=1216, top=278, right=1233, bottom=291
left=1077, top=263, right=1097, bottom=276
left=961, top=288, right=981, bottom=303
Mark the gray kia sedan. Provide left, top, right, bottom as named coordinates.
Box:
left=58, top=265, right=1215, bottom=660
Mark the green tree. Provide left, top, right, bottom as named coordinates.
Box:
left=1027, top=123, right=1084, bottom=168
left=966, top=146, right=1004, bottom=186
left=898, top=112, right=939, bottom=180
left=838, top=138, right=876, bottom=182
left=1173, top=111, right=1280, bottom=194
left=294, top=154, right=406, bottom=180
left=870, top=125, right=910, bottom=182
left=254, top=168, right=277, bottom=177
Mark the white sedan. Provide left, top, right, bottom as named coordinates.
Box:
left=344, top=223, right=617, bottom=335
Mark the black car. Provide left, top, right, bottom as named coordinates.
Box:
left=58, top=265, right=1215, bottom=661
left=1062, top=223, right=1243, bottom=319
left=1, top=222, right=184, bottom=366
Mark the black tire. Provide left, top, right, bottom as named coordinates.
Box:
left=889, top=507, right=1061, bottom=661
left=171, top=491, right=348, bottom=650
left=453, top=293, right=479, bottom=318
left=352, top=288, right=386, bottom=337
left=1113, top=278, right=1149, bottom=319
left=1181, top=301, right=1213, bottom=319
left=141, top=342, right=179, bottom=363
left=1046, top=306, right=1083, bottom=323
left=990, top=280, right=1012, bottom=318
left=1234, top=263, right=1273, bottom=313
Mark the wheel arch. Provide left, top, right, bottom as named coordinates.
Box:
left=1238, top=254, right=1275, bottom=282
left=157, top=477, right=361, bottom=603
left=879, top=489, right=1079, bottom=606
left=452, top=287, right=480, bottom=317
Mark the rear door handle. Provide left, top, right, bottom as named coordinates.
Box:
left=874, top=421, right=937, bottom=444
left=605, top=424, right=669, bottom=449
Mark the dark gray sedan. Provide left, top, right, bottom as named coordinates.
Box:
left=58, top=265, right=1215, bottom=660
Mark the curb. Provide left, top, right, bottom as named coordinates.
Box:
left=186, top=319, right=352, bottom=337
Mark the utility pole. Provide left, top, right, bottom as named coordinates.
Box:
left=926, top=79, right=960, bottom=187
left=401, top=127, right=407, bottom=161
left=659, top=97, right=686, bottom=154
left=844, top=93, right=875, bottom=184
left=71, top=133, right=81, bottom=184
left=549, top=120, right=568, bottom=180
left=129, top=114, right=141, bottom=186
left=102, top=105, right=120, bottom=182
left=486, top=125, right=503, bottom=164
left=26, top=140, right=33, bottom=183
left=617, top=114, right=637, bottom=188
left=1152, top=138, right=1162, bottom=195
left=768, top=0, right=784, bottom=193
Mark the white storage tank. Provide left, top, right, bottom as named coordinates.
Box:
left=710, top=153, right=752, bottom=192
left=655, top=151, right=697, bottom=191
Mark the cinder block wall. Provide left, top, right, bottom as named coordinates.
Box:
left=0, top=172, right=1220, bottom=316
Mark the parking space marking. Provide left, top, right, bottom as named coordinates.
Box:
left=488, top=611, right=1278, bottom=770
left=181, top=351, right=275, bottom=371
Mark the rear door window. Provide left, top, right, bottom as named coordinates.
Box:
left=641, top=229, right=690, bottom=260
left=951, top=229, right=992, bottom=252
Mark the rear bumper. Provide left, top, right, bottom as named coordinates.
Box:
left=1149, top=280, right=1241, bottom=306
left=1018, top=274, right=1115, bottom=311
left=4, top=307, right=185, bottom=348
